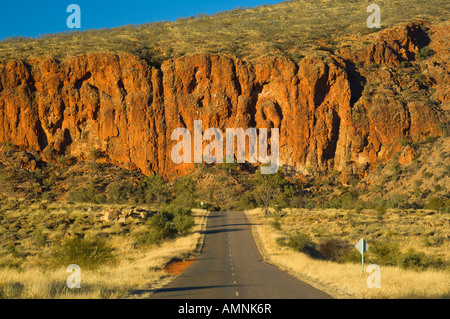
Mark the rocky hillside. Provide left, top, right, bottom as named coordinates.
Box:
left=0, top=17, right=448, bottom=183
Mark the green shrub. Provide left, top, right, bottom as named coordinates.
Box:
left=369, top=242, right=400, bottom=266
left=67, top=182, right=104, bottom=204
left=144, top=174, right=169, bottom=207
left=275, top=237, right=287, bottom=247
left=106, top=181, right=127, bottom=204
left=167, top=205, right=191, bottom=216
left=149, top=210, right=178, bottom=239
left=136, top=206, right=195, bottom=246
left=354, top=204, right=364, bottom=214
left=135, top=229, right=168, bottom=247
left=289, top=195, right=316, bottom=209
left=67, top=186, right=92, bottom=203
left=397, top=249, right=444, bottom=270
left=369, top=242, right=444, bottom=270
left=422, top=235, right=443, bottom=247
left=422, top=171, right=433, bottom=178
left=303, top=198, right=316, bottom=210
left=375, top=206, right=387, bottom=221
left=6, top=245, right=21, bottom=258
left=400, top=61, right=410, bottom=68
left=338, top=247, right=361, bottom=264
left=173, top=210, right=194, bottom=235
left=397, top=248, right=426, bottom=270
left=269, top=217, right=281, bottom=230
left=52, top=237, right=116, bottom=270
left=237, top=192, right=258, bottom=210
left=415, top=46, right=432, bottom=60
left=287, top=232, right=321, bottom=258
left=172, top=176, right=197, bottom=208
left=34, top=229, right=48, bottom=248
left=383, top=194, right=410, bottom=209
left=425, top=196, right=450, bottom=213
left=321, top=191, right=361, bottom=210
left=41, top=192, right=54, bottom=201
left=318, top=238, right=350, bottom=262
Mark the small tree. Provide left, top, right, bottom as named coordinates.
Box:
left=144, top=174, right=169, bottom=207
left=172, top=176, right=197, bottom=208
left=150, top=210, right=178, bottom=240
left=253, top=168, right=287, bottom=215
left=173, top=210, right=194, bottom=235
left=106, top=181, right=126, bottom=203
left=67, top=181, right=97, bottom=203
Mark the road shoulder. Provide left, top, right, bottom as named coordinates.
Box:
left=244, top=209, right=353, bottom=299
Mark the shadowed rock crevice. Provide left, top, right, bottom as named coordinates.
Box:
left=345, top=61, right=366, bottom=108
left=117, top=79, right=127, bottom=96
left=74, top=71, right=92, bottom=90
left=51, top=100, right=66, bottom=133
left=321, top=109, right=341, bottom=164
left=313, top=64, right=330, bottom=108
left=248, top=83, right=263, bottom=128
left=407, top=23, right=432, bottom=59
left=35, top=120, right=48, bottom=150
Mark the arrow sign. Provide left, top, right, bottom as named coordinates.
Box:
left=355, top=238, right=369, bottom=274
left=355, top=238, right=369, bottom=255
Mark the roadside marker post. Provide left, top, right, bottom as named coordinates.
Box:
left=355, top=238, right=369, bottom=274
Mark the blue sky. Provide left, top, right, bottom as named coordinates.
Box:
left=0, top=0, right=283, bottom=40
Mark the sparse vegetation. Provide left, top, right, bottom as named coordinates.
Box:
left=287, top=232, right=318, bottom=257
left=0, top=198, right=208, bottom=298
left=136, top=206, right=195, bottom=246
left=269, top=217, right=282, bottom=230
left=318, top=238, right=352, bottom=263
left=0, top=0, right=448, bottom=64
left=415, top=46, right=432, bottom=60
left=246, top=208, right=449, bottom=298
left=255, top=206, right=449, bottom=274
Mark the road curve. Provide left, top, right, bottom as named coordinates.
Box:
left=150, top=211, right=332, bottom=299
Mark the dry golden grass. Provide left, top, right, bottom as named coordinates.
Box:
left=279, top=208, right=450, bottom=261
left=245, top=208, right=450, bottom=299
left=0, top=202, right=208, bottom=299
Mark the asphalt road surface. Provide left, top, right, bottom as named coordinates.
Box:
left=151, top=211, right=332, bottom=299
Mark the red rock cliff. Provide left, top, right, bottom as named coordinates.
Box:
left=0, top=21, right=447, bottom=180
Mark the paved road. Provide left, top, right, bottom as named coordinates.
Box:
left=151, top=211, right=331, bottom=299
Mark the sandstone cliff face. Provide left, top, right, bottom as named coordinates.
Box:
left=0, top=21, right=447, bottom=180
